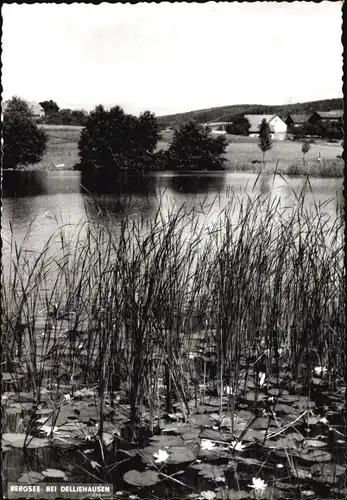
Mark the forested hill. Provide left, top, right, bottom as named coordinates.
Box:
left=157, top=98, right=343, bottom=127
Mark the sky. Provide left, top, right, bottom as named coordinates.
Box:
left=2, top=2, right=343, bottom=116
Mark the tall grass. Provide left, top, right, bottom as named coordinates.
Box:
left=1, top=179, right=344, bottom=438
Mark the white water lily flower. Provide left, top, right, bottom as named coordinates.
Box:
left=230, top=440, right=244, bottom=452
left=319, top=417, right=329, bottom=425
left=314, top=366, right=327, bottom=376
left=258, top=372, right=266, bottom=387
left=40, top=425, right=59, bottom=437
left=200, top=491, right=216, bottom=500
left=248, top=477, right=267, bottom=491
left=276, top=463, right=284, bottom=468
left=200, top=439, right=216, bottom=451
left=215, top=476, right=225, bottom=483
left=153, top=449, right=169, bottom=463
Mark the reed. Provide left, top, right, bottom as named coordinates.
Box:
left=2, top=176, right=344, bottom=437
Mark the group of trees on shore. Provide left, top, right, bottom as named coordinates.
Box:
left=2, top=97, right=280, bottom=171
left=3, top=97, right=231, bottom=171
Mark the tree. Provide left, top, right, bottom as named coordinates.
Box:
left=258, top=118, right=273, bottom=167
left=166, top=120, right=228, bottom=171
left=39, top=100, right=59, bottom=114
left=3, top=96, right=48, bottom=169
left=226, top=116, right=251, bottom=136
left=301, top=140, right=311, bottom=166
left=77, top=105, right=160, bottom=173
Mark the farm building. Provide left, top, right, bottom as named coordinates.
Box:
left=244, top=114, right=288, bottom=140
left=2, top=100, right=45, bottom=120
left=201, top=122, right=229, bottom=135
left=308, top=110, right=343, bottom=126
left=285, top=114, right=310, bottom=128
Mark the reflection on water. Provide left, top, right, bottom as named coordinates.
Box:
left=2, top=170, right=343, bottom=275
left=165, top=173, right=225, bottom=194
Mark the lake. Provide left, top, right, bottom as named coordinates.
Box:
left=2, top=170, right=343, bottom=271
left=2, top=170, right=345, bottom=499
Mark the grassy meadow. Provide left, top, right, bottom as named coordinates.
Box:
left=16, top=125, right=344, bottom=177
left=2, top=185, right=345, bottom=498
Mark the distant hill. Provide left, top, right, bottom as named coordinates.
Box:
left=157, top=98, right=343, bottom=127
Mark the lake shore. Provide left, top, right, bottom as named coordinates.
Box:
left=13, top=126, right=343, bottom=177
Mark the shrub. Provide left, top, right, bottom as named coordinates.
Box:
left=3, top=97, right=48, bottom=169
left=166, top=120, right=228, bottom=171
left=77, top=105, right=160, bottom=173
left=225, top=116, right=251, bottom=136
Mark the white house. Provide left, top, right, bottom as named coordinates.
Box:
left=244, top=114, right=287, bottom=140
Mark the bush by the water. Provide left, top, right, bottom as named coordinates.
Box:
left=165, top=120, right=228, bottom=170
left=77, top=105, right=160, bottom=173
left=3, top=97, right=48, bottom=169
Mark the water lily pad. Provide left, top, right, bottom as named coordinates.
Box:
left=304, top=439, right=327, bottom=448
left=169, top=446, right=196, bottom=463
left=18, top=472, right=44, bottom=484
left=237, top=429, right=265, bottom=442
left=252, top=417, right=278, bottom=430
left=275, top=404, right=293, bottom=415
left=2, top=433, right=33, bottom=448
left=123, top=470, right=160, bottom=487
left=245, top=392, right=267, bottom=401
left=300, top=450, right=331, bottom=462
left=35, top=408, right=53, bottom=415
left=268, top=388, right=289, bottom=396
left=150, top=435, right=184, bottom=447
left=199, top=428, right=225, bottom=441
left=265, top=435, right=299, bottom=450
left=26, top=437, right=50, bottom=449
left=42, top=469, right=66, bottom=478
left=215, top=490, right=249, bottom=500
left=311, top=463, right=345, bottom=484
left=5, top=407, right=22, bottom=415
left=279, top=395, right=300, bottom=403
left=188, top=414, right=213, bottom=426
left=291, top=468, right=312, bottom=479
left=191, top=463, right=224, bottom=480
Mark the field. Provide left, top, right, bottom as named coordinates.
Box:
left=20, top=125, right=83, bottom=171
left=1, top=191, right=345, bottom=498
left=19, top=126, right=343, bottom=177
